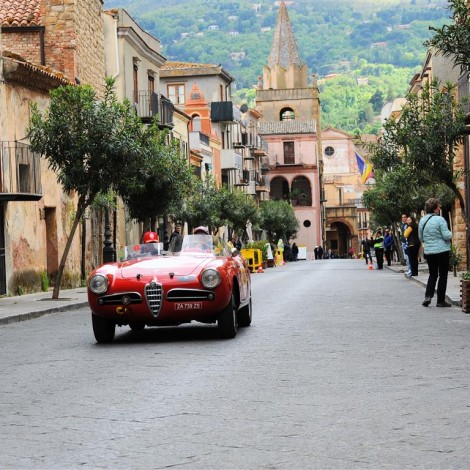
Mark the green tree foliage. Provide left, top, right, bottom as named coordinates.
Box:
left=117, top=122, right=195, bottom=227
left=106, top=0, right=450, bottom=132
left=363, top=79, right=466, bottom=226
left=259, top=199, right=299, bottom=242
left=426, top=0, right=470, bottom=72
left=28, top=78, right=146, bottom=298
left=219, top=188, right=259, bottom=236
left=174, top=177, right=225, bottom=233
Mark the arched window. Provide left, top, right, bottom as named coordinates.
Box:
left=192, top=115, right=201, bottom=132
left=280, top=108, right=295, bottom=121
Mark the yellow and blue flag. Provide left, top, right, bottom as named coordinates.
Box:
left=355, top=149, right=374, bottom=183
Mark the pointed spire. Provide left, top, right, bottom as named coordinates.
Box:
left=268, top=1, right=302, bottom=69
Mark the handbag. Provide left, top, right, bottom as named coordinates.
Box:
left=421, top=214, right=436, bottom=259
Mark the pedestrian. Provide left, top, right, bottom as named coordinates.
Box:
left=231, top=233, right=242, bottom=251
left=373, top=229, right=384, bottom=269
left=318, top=245, right=324, bottom=259
left=418, top=198, right=452, bottom=307
left=292, top=242, right=299, bottom=261
left=169, top=222, right=183, bottom=252
left=404, top=216, right=421, bottom=277
left=383, top=228, right=394, bottom=266
left=361, top=238, right=372, bottom=264
left=399, top=213, right=412, bottom=276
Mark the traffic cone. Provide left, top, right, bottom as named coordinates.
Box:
left=368, top=261, right=374, bottom=270
left=257, top=265, right=264, bottom=273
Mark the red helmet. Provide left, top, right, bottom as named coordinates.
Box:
left=143, top=231, right=159, bottom=243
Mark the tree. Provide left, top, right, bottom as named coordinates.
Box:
left=173, top=177, right=225, bottom=234
left=219, top=188, right=259, bottom=237
left=117, top=122, right=195, bottom=227
left=28, top=78, right=146, bottom=298
left=259, top=199, right=299, bottom=242
left=363, top=79, right=466, bottom=224
left=426, top=0, right=470, bottom=72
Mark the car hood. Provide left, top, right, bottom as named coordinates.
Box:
left=119, top=255, right=212, bottom=279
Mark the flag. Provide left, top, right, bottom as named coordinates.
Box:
left=355, top=149, right=374, bottom=183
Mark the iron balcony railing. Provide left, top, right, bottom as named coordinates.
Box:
left=134, top=90, right=174, bottom=127
left=0, top=141, right=42, bottom=201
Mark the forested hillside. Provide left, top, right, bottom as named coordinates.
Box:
left=103, top=0, right=451, bottom=133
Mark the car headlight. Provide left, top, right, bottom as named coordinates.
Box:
left=201, top=269, right=221, bottom=289
left=88, top=274, right=109, bottom=294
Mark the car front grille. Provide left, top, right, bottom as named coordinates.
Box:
left=145, top=282, right=163, bottom=316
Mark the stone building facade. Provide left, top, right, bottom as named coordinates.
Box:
left=0, top=0, right=106, bottom=295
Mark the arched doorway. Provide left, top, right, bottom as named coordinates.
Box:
left=326, top=221, right=351, bottom=258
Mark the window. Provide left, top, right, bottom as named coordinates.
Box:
left=280, top=108, right=295, bottom=121
left=283, top=141, right=295, bottom=164
left=192, top=115, right=201, bottom=132
left=324, top=146, right=335, bottom=157
left=148, top=75, right=154, bottom=93
left=168, top=84, right=185, bottom=105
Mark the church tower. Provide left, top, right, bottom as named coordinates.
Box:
left=256, top=1, right=323, bottom=254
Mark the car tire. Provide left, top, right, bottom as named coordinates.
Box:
left=237, top=296, right=252, bottom=327
left=218, top=293, right=238, bottom=339
left=92, top=313, right=116, bottom=343
left=129, top=322, right=145, bottom=331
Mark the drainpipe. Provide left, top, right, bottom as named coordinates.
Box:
left=112, top=14, right=119, bottom=79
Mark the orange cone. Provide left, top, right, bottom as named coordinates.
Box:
left=257, top=266, right=264, bottom=273
left=368, top=261, right=374, bottom=270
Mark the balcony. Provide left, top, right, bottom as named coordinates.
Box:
left=134, top=90, right=174, bottom=128
left=255, top=175, right=269, bottom=193
left=211, top=101, right=241, bottom=123
left=221, top=149, right=243, bottom=170
left=0, top=142, right=42, bottom=201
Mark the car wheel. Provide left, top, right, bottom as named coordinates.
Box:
left=92, top=313, right=115, bottom=343
left=237, top=296, right=252, bottom=327
left=218, top=293, right=238, bottom=339
left=129, top=322, right=145, bottom=331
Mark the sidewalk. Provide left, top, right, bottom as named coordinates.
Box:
left=0, top=287, right=88, bottom=325
left=385, top=260, right=462, bottom=306
left=0, top=262, right=464, bottom=326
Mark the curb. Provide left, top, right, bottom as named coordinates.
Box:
left=385, top=265, right=461, bottom=307
left=0, top=301, right=89, bottom=326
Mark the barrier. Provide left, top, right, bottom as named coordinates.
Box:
left=275, top=249, right=284, bottom=266
left=240, top=248, right=263, bottom=273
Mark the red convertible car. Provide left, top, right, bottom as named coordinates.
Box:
left=87, top=234, right=252, bottom=343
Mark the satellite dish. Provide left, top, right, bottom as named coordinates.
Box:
left=240, top=103, right=248, bottom=113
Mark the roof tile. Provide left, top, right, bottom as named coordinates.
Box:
left=0, top=0, right=41, bottom=27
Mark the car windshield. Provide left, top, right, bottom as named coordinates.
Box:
left=120, top=242, right=164, bottom=261
left=118, top=236, right=233, bottom=261
left=171, top=234, right=232, bottom=257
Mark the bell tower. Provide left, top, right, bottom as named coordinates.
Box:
left=256, top=1, right=323, bottom=254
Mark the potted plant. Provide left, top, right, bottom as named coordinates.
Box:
left=449, top=245, right=463, bottom=277
left=460, top=271, right=470, bottom=313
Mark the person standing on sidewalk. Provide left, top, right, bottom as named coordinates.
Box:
left=384, top=229, right=394, bottom=266
left=404, top=216, right=421, bottom=277
left=418, top=198, right=452, bottom=308
left=400, top=213, right=412, bottom=277
left=373, top=229, right=384, bottom=270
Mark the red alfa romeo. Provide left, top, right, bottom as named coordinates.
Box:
left=87, top=234, right=252, bottom=343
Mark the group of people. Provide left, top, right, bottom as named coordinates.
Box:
left=362, top=198, right=452, bottom=308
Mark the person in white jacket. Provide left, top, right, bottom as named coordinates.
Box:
left=418, top=198, right=452, bottom=307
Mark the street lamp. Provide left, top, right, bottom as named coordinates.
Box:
left=103, top=205, right=116, bottom=263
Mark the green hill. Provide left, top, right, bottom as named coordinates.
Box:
left=103, top=0, right=451, bottom=133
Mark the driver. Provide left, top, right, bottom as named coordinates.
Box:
left=141, top=231, right=160, bottom=255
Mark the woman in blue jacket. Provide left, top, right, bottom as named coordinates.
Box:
left=418, top=198, right=452, bottom=307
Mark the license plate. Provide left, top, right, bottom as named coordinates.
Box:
left=175, top=302, right=202, bottom=310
